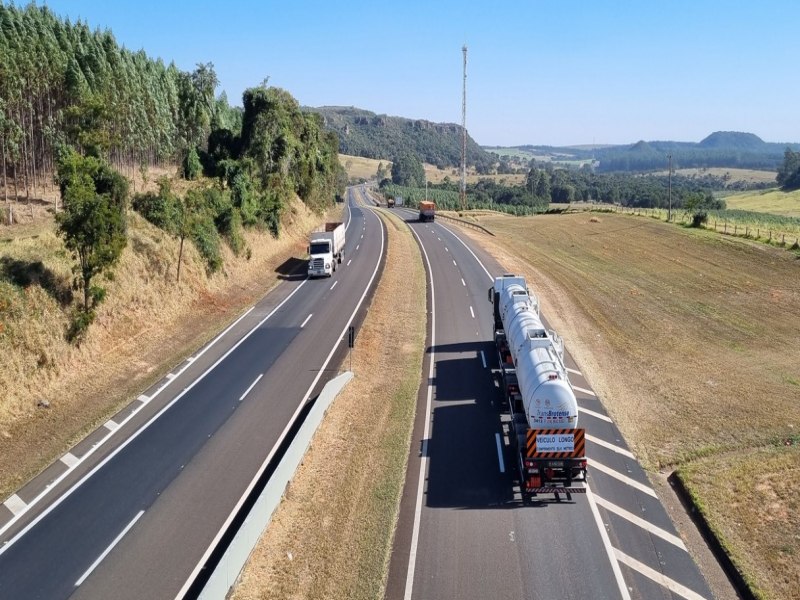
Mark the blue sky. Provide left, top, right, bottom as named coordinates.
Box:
left=36, top=0, right=800, bottom=146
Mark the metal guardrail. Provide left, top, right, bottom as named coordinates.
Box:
left=197, top=371, right=354, bottom=599
left=434, top=212, right=495, bottom=236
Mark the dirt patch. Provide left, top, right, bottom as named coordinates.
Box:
left=230, top=209, right=426, bottom=599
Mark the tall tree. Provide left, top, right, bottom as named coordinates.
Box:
left=55, top=149, right=128, bottom=317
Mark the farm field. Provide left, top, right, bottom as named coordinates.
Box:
left=650, top=167, right=779, bottom=185
left=457, top=212, right=800, bottom=599
left=721, top=187, right=800, bottom=218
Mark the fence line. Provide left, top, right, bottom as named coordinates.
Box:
left=605, top=205, right=799, bottom=249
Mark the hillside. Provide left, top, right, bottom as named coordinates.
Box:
left=502, top=131, right=800, bottom=173
left=308, top=106, right=495, bottom=173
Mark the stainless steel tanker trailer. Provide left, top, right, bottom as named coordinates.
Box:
left=489, top=274, right=587, bottom=501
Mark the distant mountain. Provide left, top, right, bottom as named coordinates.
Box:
left=306, top=106, right=494, bottom=172
left=698, top=131, right=766, bottom=150
left=508, top=132, right=800, bottom=173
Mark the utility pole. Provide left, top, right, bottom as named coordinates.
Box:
left=667, top=154, right=672, bottom=222
left=460, top=44, right=467, bottom=212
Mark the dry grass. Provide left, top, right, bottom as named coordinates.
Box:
left=454, top=212, right=800, bottom=600
left=650, top=167, right=779, bottom=184
left=0, top=183, right=327, bottom=499
left=339, top=155, right=390, bottom=182
left=230, top=209, right=426, bottom=600
left=679, top=446, right=800, bottom=599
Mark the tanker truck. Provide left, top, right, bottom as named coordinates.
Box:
left=308, top=222, right=345, bottom=278
left=489, top=274, right=587, bottom=501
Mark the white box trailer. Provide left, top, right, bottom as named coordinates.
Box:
left=308, top=222, right=345, bottom=278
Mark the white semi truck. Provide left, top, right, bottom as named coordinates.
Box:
left=489, top=274, right=587, bottom=501
left=308, top=222, right=345, bottom=278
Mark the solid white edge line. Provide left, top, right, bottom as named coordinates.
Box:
left=588, top=458, right=658, bottom=498
left=239, top=374, right=263, bottom=402
left=586, top=485, right=633, bottom=600
left=75, top=510, right=144, bottom=586
left=174, top=198, right=386, bottom=600
left=579, top=406, right=613, bottom=423
left=0, top=283, right=303, bottom=555
left=301, top=313, right=313, bottom=328
left=0, top=304, right=257, bottom=541
left=437, top=224, right=493, bottom=282
left=566, top=367, right=581, bottom=376
left=403, top=224, right=437, bottom=600
left=593, top=494, right=686, bottom=550
left=614, top=548, right=709, bottom=600
left=586, top=433, right=636, bottom=459
left=480, top=350, right=486, bottom=369
left=495, top=433, right=506, bottom=473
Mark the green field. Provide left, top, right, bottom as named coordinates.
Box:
left=721, top=187, right=800, bottom=218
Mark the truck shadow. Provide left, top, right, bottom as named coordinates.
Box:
left=275, top=257, right=307, bottom=281
left=420, top=345, right=573, bottom=509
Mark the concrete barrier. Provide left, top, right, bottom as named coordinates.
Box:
left=198, top=371, right=354, bottom=599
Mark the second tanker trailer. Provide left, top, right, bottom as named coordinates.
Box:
left=489, top=274, right=587, bottom=501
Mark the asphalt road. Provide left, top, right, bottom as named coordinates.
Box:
left=385, top=209, right=715, bottom=600
left=0, top=186, right=384, bottom=599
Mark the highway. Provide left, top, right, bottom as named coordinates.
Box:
left=0, top=186, right=384, bottom=599
left=385, top=208, right=715, bottom=600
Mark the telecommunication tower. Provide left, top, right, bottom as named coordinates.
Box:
left=460, top=45, right=467, bottom=211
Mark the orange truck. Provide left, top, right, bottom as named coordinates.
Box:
left=418, top=200, right=435, bottom=222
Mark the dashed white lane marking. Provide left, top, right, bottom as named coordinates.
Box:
left=461, top=278, right=466, bottom=287
left=594, top=495, right=687, bottom=549
left=579, top=406, right=613, bottom=422
left=469, top=306, right=475, bottom=318
left=588, top=458, right=658, bottom=498
left=495, top=433, right=506, bottom=473
left=347, top=259, right=352, bottom=266
left=60, top=453, right=80, bottom=468
left=103, top=420, right=119, bottom=432
left=566, top=367, right=581, bottom=376
left=137, top=394, right=150, bottom=403
left=331, top=280, right=338, bottom=290
left=452, top=259, right=457, bottom=266
left=356, top=244, right=360, bottom=251
left=301, top=314, right=313, bottom=328
left=480, top=351, right=487, bottom=368
left=614, top=548, right=709, bottom=600
left=572, top=384, right=596, bottom=396
left=75, top=510, right=145, bottom=586
left=586, top=433, right=636, bottom=459
left=239, top=374, right=263, bottom=402
left=3, top=494, right=27, bottom=516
